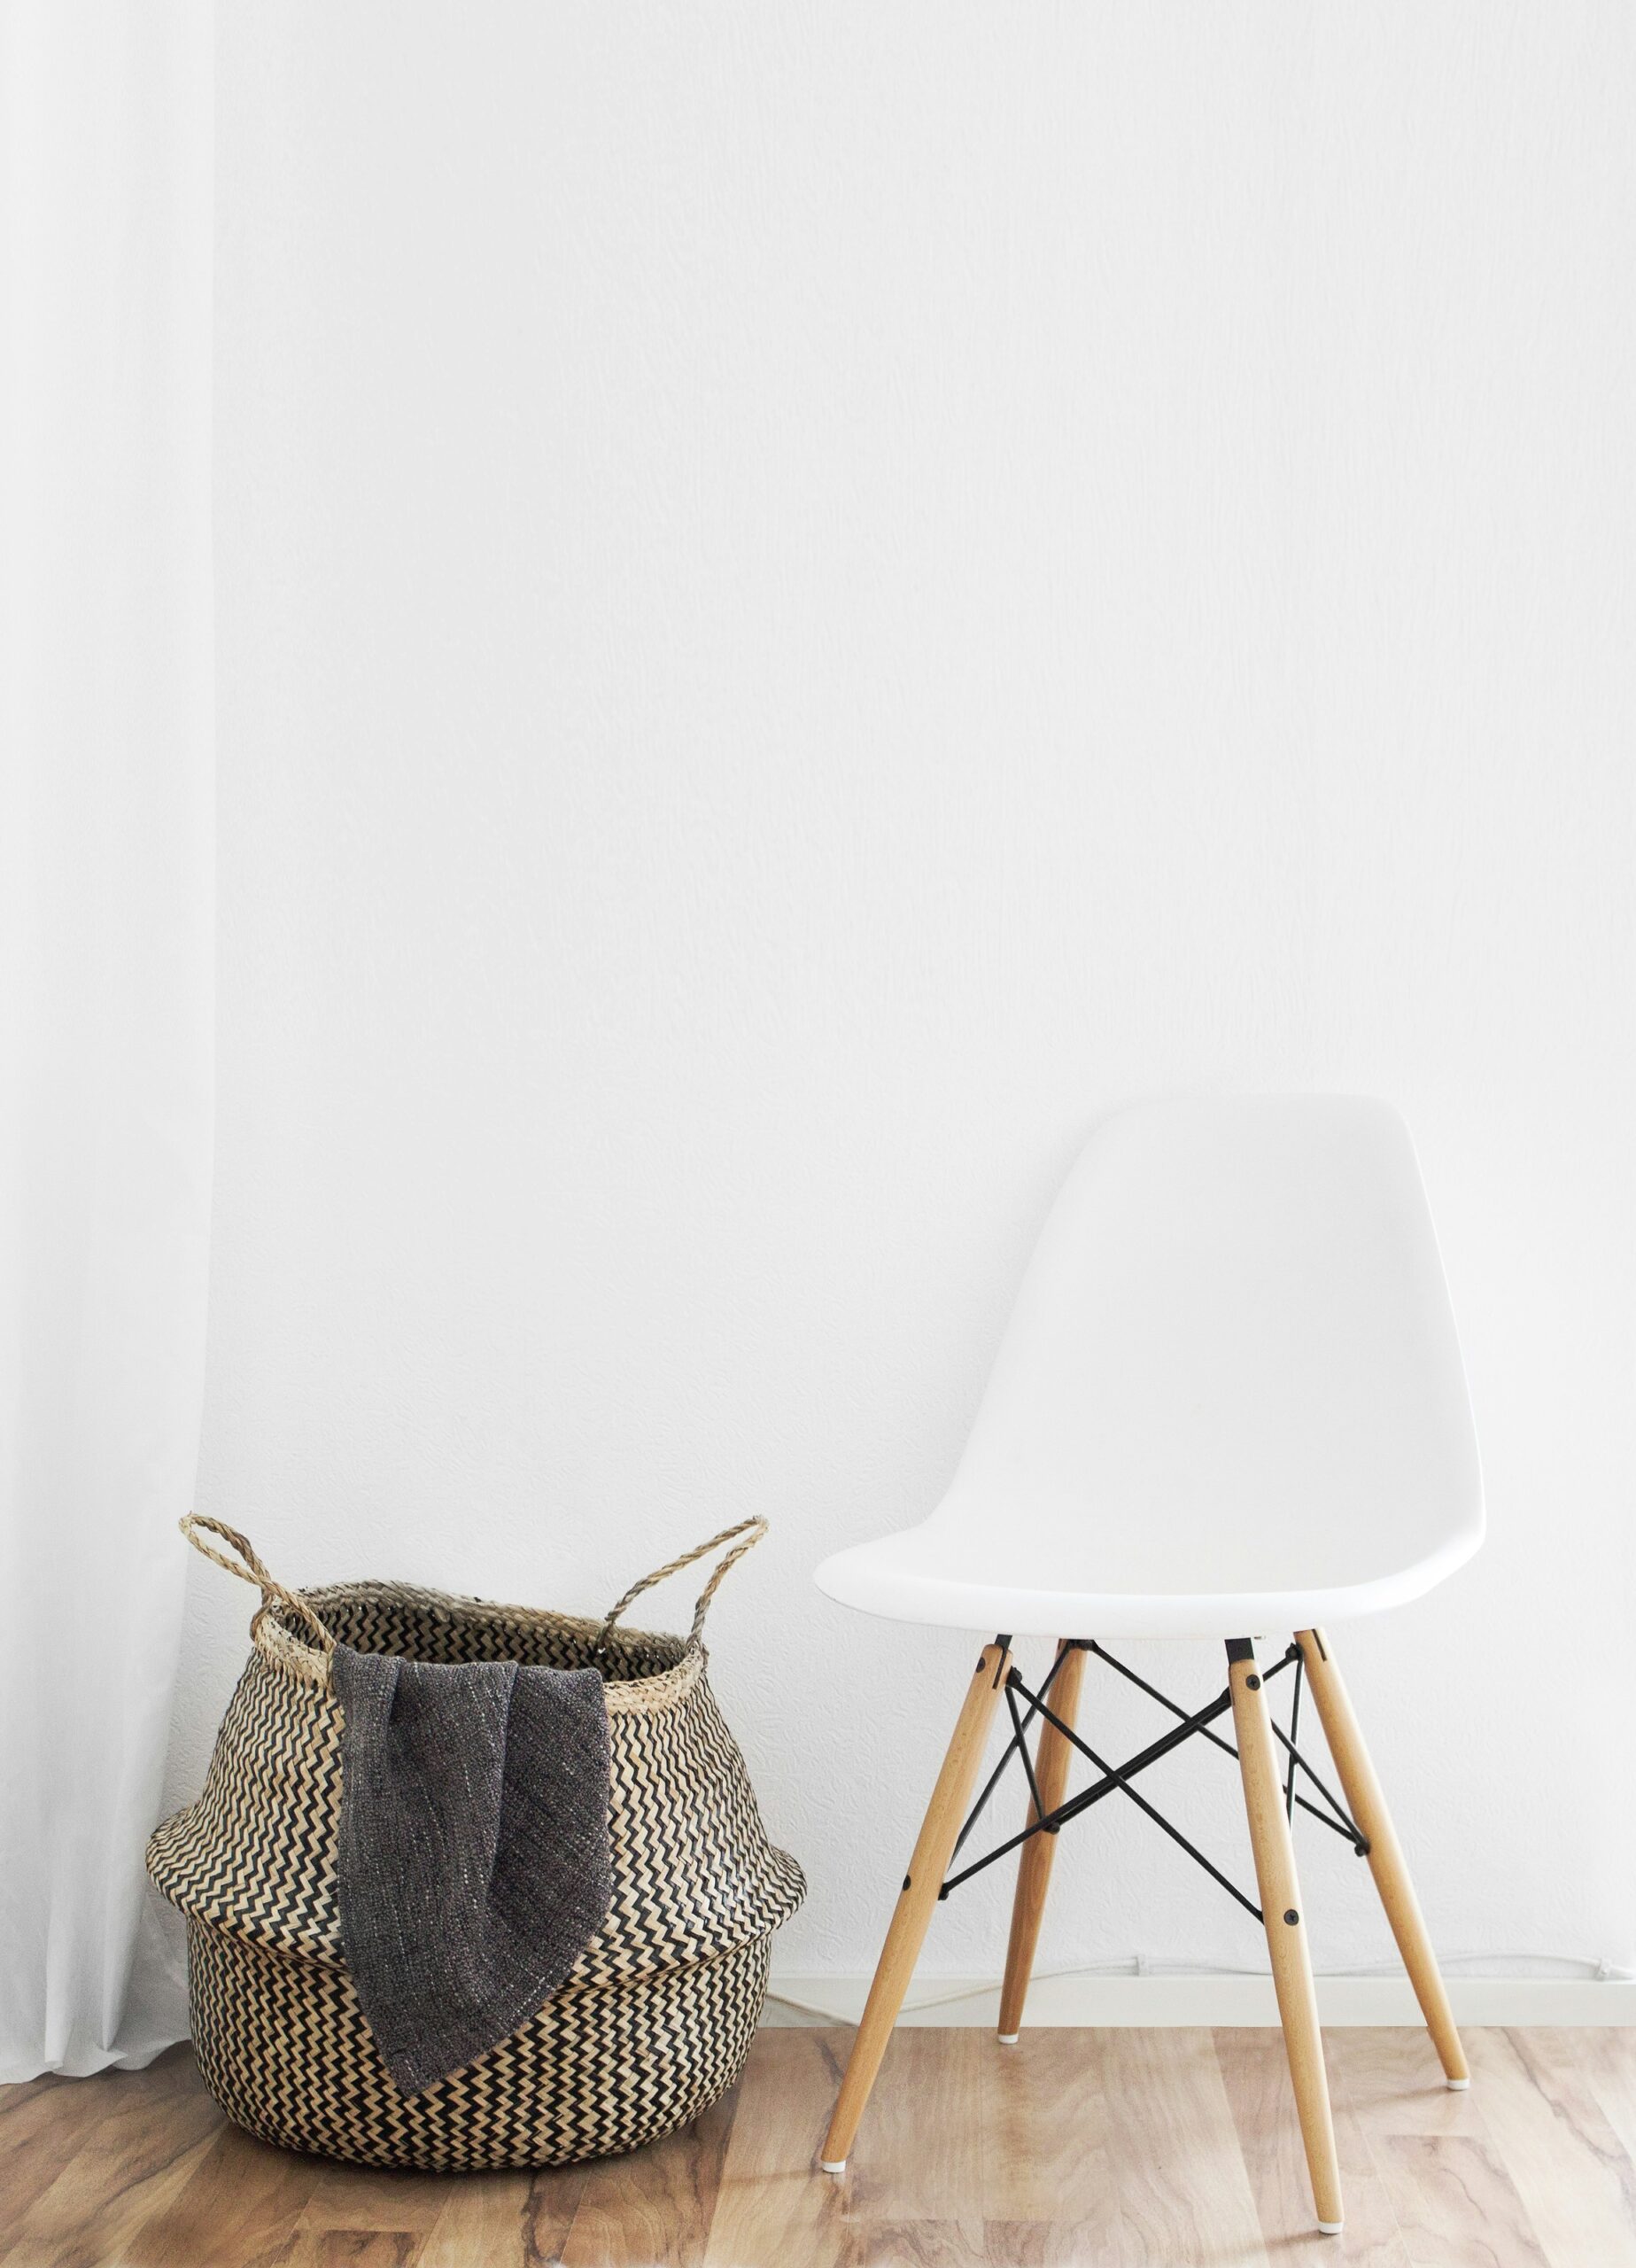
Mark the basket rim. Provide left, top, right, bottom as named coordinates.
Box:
left=256, top=1579, right=706, bottom=1713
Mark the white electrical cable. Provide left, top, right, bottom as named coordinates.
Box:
left=764, top=1951, right=1635, bottom=2026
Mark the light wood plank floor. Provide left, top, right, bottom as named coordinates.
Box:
left=6, top=2027, right=1636, bottom=2266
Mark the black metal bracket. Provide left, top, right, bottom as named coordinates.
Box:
left=937, top=1635, right=1369, bottom=1923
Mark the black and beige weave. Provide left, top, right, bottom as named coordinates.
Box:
left=148, top=1518, right=805, bottom=2171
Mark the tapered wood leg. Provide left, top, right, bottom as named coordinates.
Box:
left=1296, top=1626, right=1469, bottom=2087
left=1227, top=1640, right=1344, bottom=2234
left=997, top=1640, right=1087, bottom=2042
left=819, top=1640, right=1011, bottom=2171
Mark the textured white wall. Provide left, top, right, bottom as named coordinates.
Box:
left=169, top=4, right=1635, bottom=1998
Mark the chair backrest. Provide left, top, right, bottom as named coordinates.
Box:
left=930, top=1096, right=1482, bottom=1588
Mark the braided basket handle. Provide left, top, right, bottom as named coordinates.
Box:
left=595, top=1518, right=768, bottom=1655
left=180, top=1513, right=336, bottom=1659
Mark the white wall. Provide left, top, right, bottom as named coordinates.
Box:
left=170, top=4, right=1636, bottom=2004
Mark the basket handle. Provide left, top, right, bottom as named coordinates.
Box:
left=180, top=1513, right=337, bottom=1660
left=595, top=1518, right=768, bottom=1654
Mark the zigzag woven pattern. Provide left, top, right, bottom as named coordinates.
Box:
left=188, top=1920, right=770, bottom=2171
left=150, top=1579, right=803, bottom=2168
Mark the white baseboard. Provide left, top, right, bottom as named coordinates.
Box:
left=764, top=1971, right=1636, bottom=2029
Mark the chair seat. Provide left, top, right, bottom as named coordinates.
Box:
left=813, top=1516, right=1480, bottom=1640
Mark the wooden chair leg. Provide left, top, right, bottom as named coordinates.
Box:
left=997, top=1639, right=1087, bottom=2042
left=819, top=1640, right=1011, bottom=2172
left=1296, top=1627, right=1469, bottom=2087
left=1228, top=1639, right=1345, bottom=2235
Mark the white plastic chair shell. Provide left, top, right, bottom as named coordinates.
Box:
left=815, top=1094, right=1483, bottom=1641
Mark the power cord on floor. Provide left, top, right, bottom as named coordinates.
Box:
left=764, top=1951, right=1636, bottom=2025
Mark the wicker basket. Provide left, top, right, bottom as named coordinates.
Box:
left=148, top=1516, right=804, bottom=2171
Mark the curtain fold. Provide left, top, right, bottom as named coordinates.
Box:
left=0, top=2, right=213, bottom=2078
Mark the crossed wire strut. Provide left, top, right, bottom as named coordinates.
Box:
left=931, top=1637, right=1369, bottom=1926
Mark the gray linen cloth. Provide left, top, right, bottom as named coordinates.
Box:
left=332, top=1643, right=612, bottom=2096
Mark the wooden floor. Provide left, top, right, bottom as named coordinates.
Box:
left=6, top=2026, right=1636, bottom=2266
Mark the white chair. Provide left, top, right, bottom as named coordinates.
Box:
left=815, top=1094, right=1483, bottom=2237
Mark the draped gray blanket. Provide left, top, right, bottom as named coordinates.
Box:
left=332, top=1644, right=612, bottom=2097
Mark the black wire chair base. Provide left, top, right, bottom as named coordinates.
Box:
left=936, top=1636, right=1369, bottom=1924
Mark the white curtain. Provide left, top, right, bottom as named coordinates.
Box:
left=0, top=4, right=213, bottom=2078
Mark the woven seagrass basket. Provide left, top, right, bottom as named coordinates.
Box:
left=148, top=1515, right=804, bottom=2171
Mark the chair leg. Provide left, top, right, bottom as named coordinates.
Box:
left=996, top=1639, right=1088, bottom=2042
left=1228, top=1639, right=1345, bottom=2235
left=819, top=1639, right=1011, bottom=2172
left=1295, top=1627, right=1469, bottom=2087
